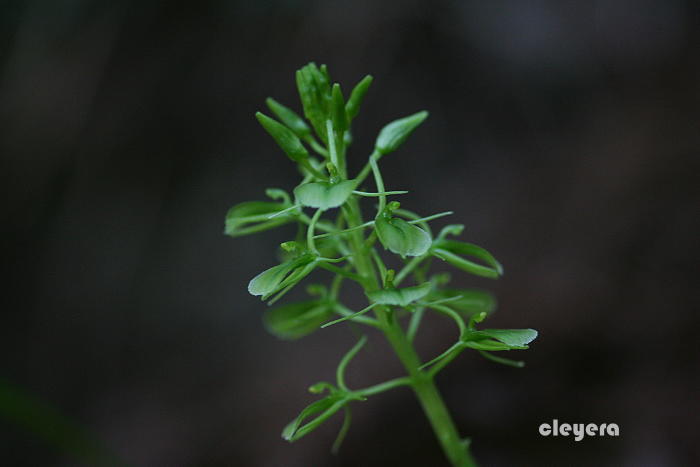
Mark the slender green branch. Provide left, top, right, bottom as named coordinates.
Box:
left=298, top=212, right=337, bottom=233
left=307, top=208, right=324, bottom=254
left=369, top=155, right=386, bottom=212
left=355, top=376, right=412, bottom=397
left=331, top=407, right=352, bottom=454
left=407, top=308, right=424, bottom=342
left=353, top=190, right=408, bottom=197
left=407, top=211, right=454, bottom=224
left=332, top=304, right=381, bottom=328
left=428, top=344, right=466, bottom=378
left=314, top=221, right=374, bottom=239
left=355, top=149, right=381, bottom=186
left=370, top=248, right=388, bottom=281
left=267, top=204, right=301, bottom=219
left=318, top=262, right=364, bottom=284
left=305, top=135, right=329, bottom=158
left=336, top=336, right=367, bottom=391
left=329, top=270, right=344, bottom=299
left=322, top=303, right=378, bottom=328
left=478, top=350, right=525, bottom=368
left=394, top=255, right=428, bottom=286
left=427, top=303, right=467, bottom=338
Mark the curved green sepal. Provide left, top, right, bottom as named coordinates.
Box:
left=282, top=396, right=346, bottom=442
left=431, top=239, right=503, bottom=279
left=248, top=254, right=316, bottom=299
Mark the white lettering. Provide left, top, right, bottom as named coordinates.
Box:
left=538, top=420, right=619, bottom=440
left=586, top=424, right=597, bottom=436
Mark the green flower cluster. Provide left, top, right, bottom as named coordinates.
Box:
left=225, top=63, right=537, bottom=467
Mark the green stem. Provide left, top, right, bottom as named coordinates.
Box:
left=379, top=316, right=476, bottom=467
left=356, top=149, right=381, bottom=186
left=343, top=199, right=477, bottom=467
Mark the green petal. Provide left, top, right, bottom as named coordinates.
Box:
left=263, top=300, right=333, bottom=340
left=375, top=215, right=431, bottom=258
left=432, top=240, right=503, bottom=279
left=366, top=282, right=432, bottom=307
left=224, top=201, right=294, bottom=237
left=475, top=329, right=538, bottom=347
left=462, top=328, right=538, bottom=350
left=375, top=111, right=428, bottom=155
left=282, top=397, right=340, bottom=442
left=294, top=180, right=357, bottom=210
left=248, top=255, right=315, bottom=298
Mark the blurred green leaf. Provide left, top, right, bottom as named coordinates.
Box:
left=0, top=379, right=127, bottom=467
left=224, top=201, right=295, bottom=237
left=264, top=300, right=334, bottom=340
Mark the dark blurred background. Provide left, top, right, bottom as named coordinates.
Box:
left=2, top=1, right=699, bottom=466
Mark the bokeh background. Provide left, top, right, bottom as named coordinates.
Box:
left=2, top=1, right=699, bottom=466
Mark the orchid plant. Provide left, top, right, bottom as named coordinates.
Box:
left=225, top=63, right=537, bottom=466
